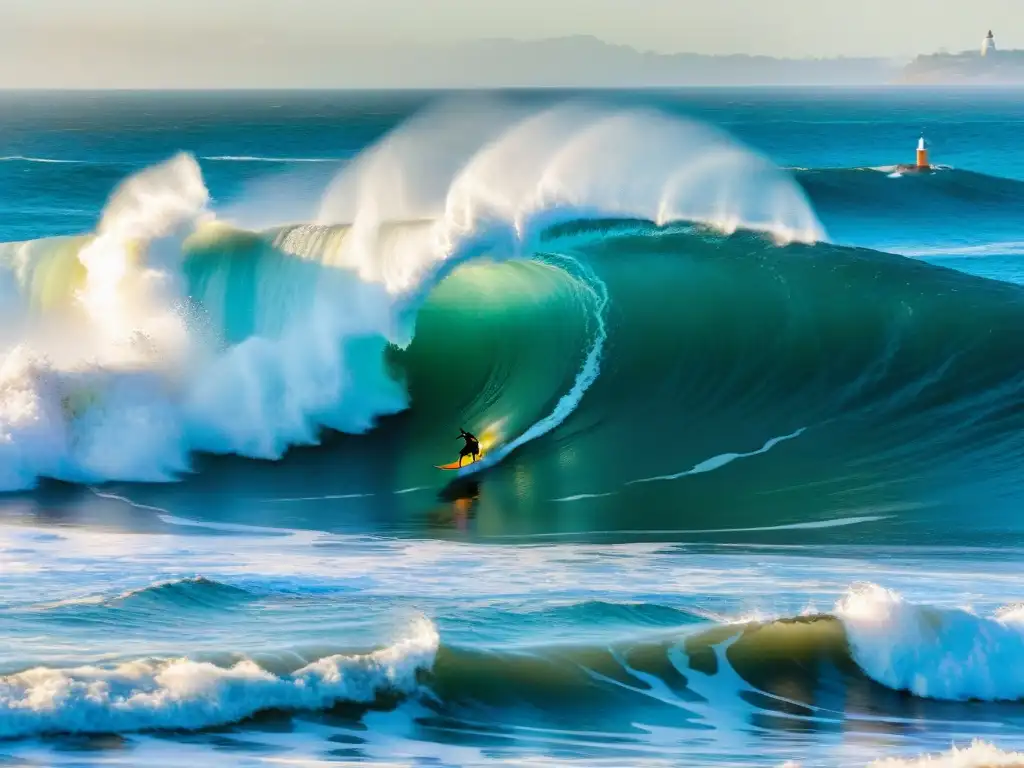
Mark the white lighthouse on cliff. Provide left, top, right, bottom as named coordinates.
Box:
left=982, top=30, right=996, bottom=56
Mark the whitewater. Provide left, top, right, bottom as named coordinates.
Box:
left=0, top=101, right=824, bottom=491
left=4, top=88, right=1024, bottom=767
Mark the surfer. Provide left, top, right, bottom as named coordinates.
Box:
left=457, top=428, right=480, bottom=466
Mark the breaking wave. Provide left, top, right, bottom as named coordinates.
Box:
left=4, top=581, right=1024, bottom=740
left=0, top=617, right=438, bottom=738
left=0, top=101, right=821, bottom=491
left=4, top=100, right=1024, bottom=546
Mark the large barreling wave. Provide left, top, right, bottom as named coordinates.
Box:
left=5, top=97, right=1024, bottom=541
left=0, top=100, right=823, bottom=492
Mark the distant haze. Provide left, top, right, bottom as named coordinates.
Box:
left=1, top=0, right=1020, bottom=88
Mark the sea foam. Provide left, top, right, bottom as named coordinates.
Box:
left=0, top=616, right=437, bottom=738
left=869, top=741, right=1024, bottom=767
left=0, top=100, right=823, bottom=490
left=782, top=740, right=1024, bottom=767
left=837, top=583, right=1024, bottom=701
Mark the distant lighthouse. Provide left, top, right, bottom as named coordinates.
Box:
left=895, top=134, right=933, bottom=173
left=982, top=29, right=996, bottom=56
left=916, top=135, right=930, bottom=169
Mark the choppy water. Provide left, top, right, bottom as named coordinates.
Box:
left=3, top=88, right=1024, bottom=767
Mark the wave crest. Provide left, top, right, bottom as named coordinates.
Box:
left=837, top=583, right=1024, bottom=702
left=0, top=100, right=818, bottom=490
left=0, top=616, right=438, bottom=738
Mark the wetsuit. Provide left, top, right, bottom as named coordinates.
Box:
left=458, top=429, right=480, bottom=466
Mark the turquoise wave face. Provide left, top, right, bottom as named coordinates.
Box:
left=167, top=216, right=1024, bottom=543
left=7, top=213, right=1024, bottom=543
left=393, top=225, right=1024, bottom=544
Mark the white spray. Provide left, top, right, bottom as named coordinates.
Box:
left=0, top=100, right=825, bottom=489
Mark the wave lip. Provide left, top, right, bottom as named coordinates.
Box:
left=0, top=617, right=438, bottom=738
left=837, top=584, right=1024, bottom=702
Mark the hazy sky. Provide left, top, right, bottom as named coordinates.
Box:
left=2, top=0, right=1021, bottom=87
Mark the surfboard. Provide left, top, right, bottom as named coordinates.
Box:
left=435, top=453, right=484, bottom=471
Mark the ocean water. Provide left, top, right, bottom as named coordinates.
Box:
left=3, top=88, right=1024, bottom=767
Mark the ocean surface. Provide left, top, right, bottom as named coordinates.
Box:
left=3, top=88, right=1024, bottom=767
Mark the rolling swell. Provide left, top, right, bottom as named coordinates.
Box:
left=796, top=166, right=1024, bottom=253
left=372, top=224, right=1024, bottom=540
left=3, top=584, right=1020, bottom=739
left=797, top=166, right=1024, bottom=212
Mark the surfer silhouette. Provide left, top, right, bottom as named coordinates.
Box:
left=457, top=428, right=480, bottom=466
